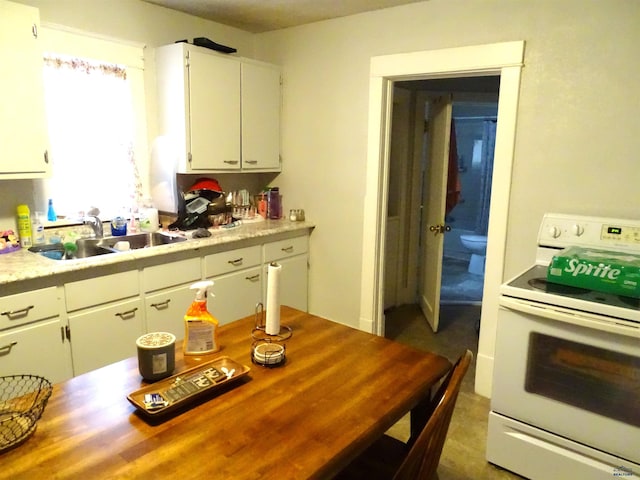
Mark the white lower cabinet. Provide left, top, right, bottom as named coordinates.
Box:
left=264, top=255, right=308, bottom=312
left=264, top=235, right=309, bottom=312
left=204, top=245, right=262, bottom=325
left=0, top=285, right=72, bottom=383
left=0, top=319, right=72, bottom=384
left=68, top=298, right=144, bottom=376
left=66, top=270, right=142, bottom=376
left=143, top=257, right=201, bottom=340
left=208, top=266, right=262, bottom=325
left=145, top=285, right=194, bottom=341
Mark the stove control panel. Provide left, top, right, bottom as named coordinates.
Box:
left=538, top=213, right=640, bottom=253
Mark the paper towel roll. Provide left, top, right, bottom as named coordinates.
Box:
left=266, top=262, right=282, bottom=335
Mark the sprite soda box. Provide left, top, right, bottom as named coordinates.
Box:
left=547, top=246, right=640, bottom=298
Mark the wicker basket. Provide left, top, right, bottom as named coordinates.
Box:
left=0, top=375, right=52, bottom=453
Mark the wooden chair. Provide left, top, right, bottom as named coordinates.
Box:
left=334, top=350, right=473, bottom=480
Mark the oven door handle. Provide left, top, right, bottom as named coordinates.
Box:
left=500, top=296, right=640, bottom=338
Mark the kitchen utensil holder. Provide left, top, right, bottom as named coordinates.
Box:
left=0, top=375, right=53, bottom=453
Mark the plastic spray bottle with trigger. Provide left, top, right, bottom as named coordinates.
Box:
left=183, top=280, right=220, bottom=355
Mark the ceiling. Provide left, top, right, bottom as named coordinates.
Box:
left=143, top=0, right=425, bottom=33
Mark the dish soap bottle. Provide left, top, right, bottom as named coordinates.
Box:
left=183, top=280, right=219, bottom=355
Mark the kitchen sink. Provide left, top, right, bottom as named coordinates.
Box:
left=29, top=242, right=117, bottom=260
left=29, top=232, right=187, bottom=260
left=93, top=232, right=187, bottom=250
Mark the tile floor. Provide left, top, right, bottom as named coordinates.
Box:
left=384, top=303, right=524, bottom=479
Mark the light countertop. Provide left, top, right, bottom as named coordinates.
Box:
left=0, top=219, right=314, bottom=286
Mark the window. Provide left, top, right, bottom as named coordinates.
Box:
left=38, top=26, right=147, bottom=221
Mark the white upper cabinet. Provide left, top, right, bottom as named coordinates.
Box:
left=241, top=60, right=281, bottom=170
left=0, top=0, right=50, bottom=178
left=155, top=42, right=281, bottom=173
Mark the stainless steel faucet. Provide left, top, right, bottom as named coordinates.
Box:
left=83, top=215, right=104, bottom=238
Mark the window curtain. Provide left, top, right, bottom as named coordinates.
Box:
left=43, top=54, right=143, bottom=218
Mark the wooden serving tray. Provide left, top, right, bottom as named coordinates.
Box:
left=127, top=356, right=250, bottom=417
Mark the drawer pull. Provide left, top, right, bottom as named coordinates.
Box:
left=228, top=258, right=244, bottom=266
left=244, top=159, right=258, bottom=164
left=223, top=160, right=239, bottom=165
left=245, top=274, right=260, bottom=282
left=281, top=246, right=294, bottom=253
left=150, top=299, right=171, bottom=310
left=115, top=308, right=138, bottom=319
left=0, top=341, right=17, bottom=355
left=1, top=305, right=34, bottom=319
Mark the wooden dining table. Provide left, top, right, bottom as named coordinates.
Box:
left=2, top=306, right=451, bottom=480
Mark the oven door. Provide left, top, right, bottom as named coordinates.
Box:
left=492, top=296, right=640, bottom=464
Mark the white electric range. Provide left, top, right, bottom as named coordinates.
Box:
left=487, top=213, right=640, bottom=480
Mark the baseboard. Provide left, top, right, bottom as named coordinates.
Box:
left=474, top=352, right=494, bottom=398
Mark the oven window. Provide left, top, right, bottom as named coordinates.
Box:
left=525, top=333, right=640, bottom=427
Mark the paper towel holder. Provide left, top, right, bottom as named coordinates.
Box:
left=252, top=302, right=292, bottom=341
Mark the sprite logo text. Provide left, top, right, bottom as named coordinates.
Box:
left=565, top=259, right=621, bottom=280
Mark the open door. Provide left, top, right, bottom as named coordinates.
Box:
left=419, top=95, right=452, bottom=332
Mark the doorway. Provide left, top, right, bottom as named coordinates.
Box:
left=385, top=84, right=499, bottom=332
left=358, top=41, right=524, bottom=396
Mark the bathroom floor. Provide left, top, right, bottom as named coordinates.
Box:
left=440, top=256, right=484, bottom=304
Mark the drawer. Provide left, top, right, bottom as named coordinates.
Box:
left=264, top=235, right=308, bottom=263
left=0, top=318, right=72, bottom=383
left=65, top=270, right=139, bottom=312
left=143, top=257, right=201, bottom=292
left=204, top=245, right=261, bottom=277
left=0, top=286, right=60, bottom=330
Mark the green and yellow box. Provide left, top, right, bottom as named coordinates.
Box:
left=547, top=246, right=640, bottom=298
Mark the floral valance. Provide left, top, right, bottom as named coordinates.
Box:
left=44, top=55, right=127, bottom=80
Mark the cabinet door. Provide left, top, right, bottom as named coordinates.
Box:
left=208, top=266, right=262, bottom=325
left=69, top=298, right=143, bottom=376
left=241, top=61, right=281, bottom=171
left=264, top=255, right=308, bottom=312
left=0, top=0, right=49, bottom=178
left=0, top=319, right=72, bottom=383
left=189, top=49, right=240, bottom=171
left=145, top=284, right=194, bottom=341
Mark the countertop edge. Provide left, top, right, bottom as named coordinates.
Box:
left=0, top=220, right=314, bottom=286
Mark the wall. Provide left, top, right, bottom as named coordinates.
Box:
left=1, top=0, right=255, bottom=226
left=253, top=0, right=640, bottom=329
left=2, top=0, right=639, bottom=392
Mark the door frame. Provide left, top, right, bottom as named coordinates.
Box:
left=358, top=41, right=524, bottom=396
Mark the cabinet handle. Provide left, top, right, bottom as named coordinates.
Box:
left=44, top=150, right=49, bottom=164
left=244, top=160, right=258, bottom=164
left=228, top=258, right=244, bottom=266
left=32, top=24, right=38, bottom=39
left=1, top=305, right=34, bottom=319
left=0, top=341, right=17, bottom=355
left=245, top=274, right=260, bottom=282
left=150, top=299, right=171, bottom=310
left=281, top=246, right=294, bottom=253
left=223, top=160, right=239, bottom=165
left=115, top=307, right=138, bottom=319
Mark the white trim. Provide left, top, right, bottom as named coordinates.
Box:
left=359, top=41, right=524, bottom=397
left=40, top=23, right=145, bottom=70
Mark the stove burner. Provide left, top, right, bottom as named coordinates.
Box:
left=618, top=295, right=640, bottom=308
left=528, top=278, right=591, bottom=295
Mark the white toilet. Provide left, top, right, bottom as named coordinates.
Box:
left=460, top=234, right=487, bottom=275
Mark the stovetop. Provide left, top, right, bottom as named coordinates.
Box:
left=501, top=264, right=640, bottom=323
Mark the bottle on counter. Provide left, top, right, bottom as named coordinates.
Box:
left=16, top=204, right=32, bottom=248
left=47, top=199, right=57, bottom=222
left=32, top=211, right=45, bottom=245
left=183, top=280, right=220, bottom=356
